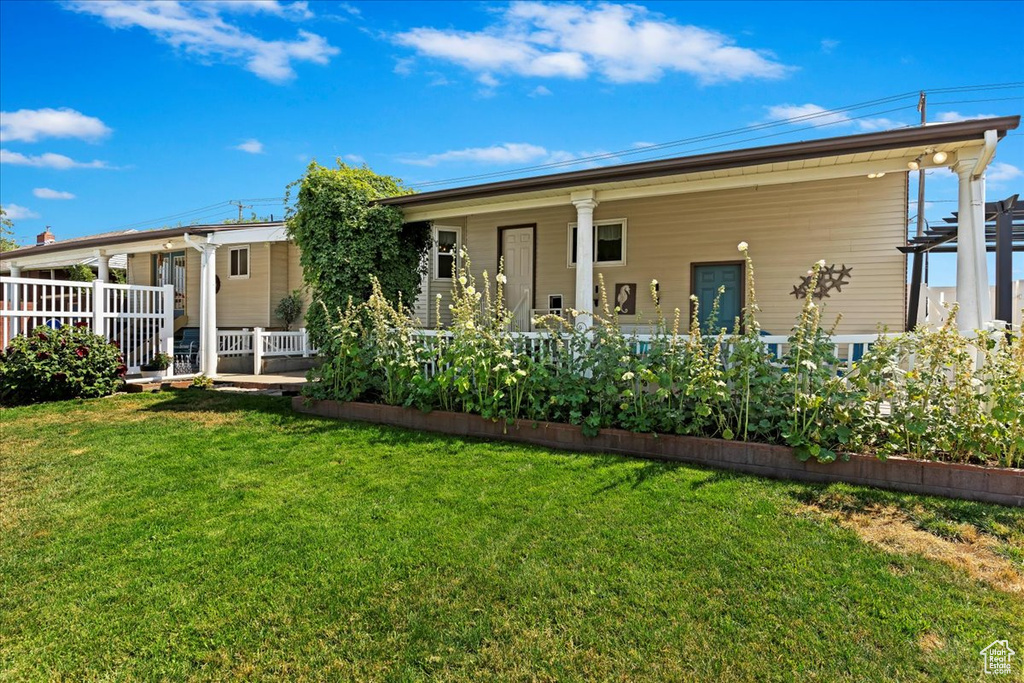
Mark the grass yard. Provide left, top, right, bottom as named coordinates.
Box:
left=2, top=392, right=1022, bottom=681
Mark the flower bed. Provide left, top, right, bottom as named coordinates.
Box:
left=303, top=247, right=1023, bottom=470
left=293, top=398, right=1023, bottom=506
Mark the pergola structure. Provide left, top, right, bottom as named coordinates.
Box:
left=901, top=194, right=1022, bottom=330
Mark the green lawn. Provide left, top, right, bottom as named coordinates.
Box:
left=2, top=392, right=1021, bottom=681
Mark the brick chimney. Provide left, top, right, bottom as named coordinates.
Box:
left=37, top=227, right=55, bottom=245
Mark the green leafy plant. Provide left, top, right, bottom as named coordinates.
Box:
left=275, top=289, right=305, bottom=330
left=140, top=353, right=173, bottom=372
left=191, top=374, right=214, bottom=389
left=286, top=161, right=431, bottom=347
left=0, top=324, right=126, bottom=405
left=66, top=263, right=95, bottom=282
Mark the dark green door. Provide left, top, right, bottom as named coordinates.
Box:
left=693, top=263, right=743, bottom=332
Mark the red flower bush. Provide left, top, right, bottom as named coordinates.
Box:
left=0, top=324, right=126, bottom=405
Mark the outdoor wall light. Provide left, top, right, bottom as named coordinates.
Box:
left=932, top=150, right=948, bottom=164
left=163, top=241, right=174, bottom=249
left=867, top=172, right=886, bottom=179
left=907, top=157, right=922, bottom=170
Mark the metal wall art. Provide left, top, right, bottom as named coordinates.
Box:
left=791, top=264, right=852, bottom=300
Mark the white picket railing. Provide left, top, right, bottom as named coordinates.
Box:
left=216, top=327, right=316, bottom=374
left=408, top=329, right=896, bottom=378
left=1, top=276, right=174, bottom=373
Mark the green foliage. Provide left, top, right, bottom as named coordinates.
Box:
left=190, top=374, right=214, bottom=389
left=306, top=246, right=1024, bottom=468
left=0, top=207, right=17, bottom=252
left=66, top=263, right=95, bottom=282
left=0, top=324, right=126, bottom=405
left=285, top=161, right=431, bottom=346
left=140, top=353, right=173, bottom=371
left=274, top=289, right=305, bottom=330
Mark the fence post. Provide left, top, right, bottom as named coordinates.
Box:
left=301, top=327, right=310, bottom=357
left=161, top=284, right=175, bottom=372
left=253, top=327, right=263, bottom=376
left=91, top=279, right=105, bottom=337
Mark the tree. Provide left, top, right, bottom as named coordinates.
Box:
left=286, top=161, right=430, bottom=344
left=1, top=208, right=19, bottom=253
left=66, top=264, right=95, bottom=282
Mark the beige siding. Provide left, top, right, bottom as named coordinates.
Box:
left=460, top=174, right=907, bottom=334
left=216, top=243, right=271, bottom=328
left=268, top=243, right=290, bottom=328
left=127, top=253, right=152, bottom=286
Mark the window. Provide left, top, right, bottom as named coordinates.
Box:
left=229, top=246, right=250, bottom=278
left=433, top=226, right=461, bottom=280
left=568, top=219, right=626, bottom=267
left=548, top=294, right=563, bottom=310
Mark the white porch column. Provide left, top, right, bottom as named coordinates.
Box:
left=572, top=191, right=599, bottom=329
left=953, top=160, right=989, bottom=331
left=95, top=250, right=110, bottom=282
left=199, top=243, right=220, bottom=376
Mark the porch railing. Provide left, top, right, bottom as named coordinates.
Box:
left=216, top=327, right=316, bottom=374
left=408, top=329, right=898, bottom=378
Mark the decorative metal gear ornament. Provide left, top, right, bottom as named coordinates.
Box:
left=791, top=263, right=853, bottom=300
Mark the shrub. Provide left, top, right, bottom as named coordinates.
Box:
left=141, top=353, right=172, bottom=371
left=275, top=289, right=305, bottom=330
left=0, top=324, right=126, bottom=406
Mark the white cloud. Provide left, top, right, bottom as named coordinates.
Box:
left=820, top=39, right=839, bottom=54
left=0, top=107, right=112, bottom=143
left=33, top=187, right=76, bottom=200
left=394, top=2, right=790, bottom=86
left=343, top=154, right=365, bottom=164
left=766, top=103, right=906, bottom=131
left=0, top=149, right=112, bottom=169
left=934, top=111, right=999, bottom=123
left=234, top=138, right=265, bottom=154
left=987, top=162, right=1022, bottom=184
left=1, top=204, right=40, bottom=220
left=400, top=142, right=551, bottom=166
left=528, top=85, right=552, bottom=97
left=206, top=1, right=313, bottom=20
left=65, top=1, right=338, bottom=83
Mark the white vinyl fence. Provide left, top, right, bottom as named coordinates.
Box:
left=217, top=327, right=316, bottom=374
left=1, top=276, right=174, bottom=373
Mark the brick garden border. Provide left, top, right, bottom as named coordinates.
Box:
left=292, top=398, right=1023, bottom=507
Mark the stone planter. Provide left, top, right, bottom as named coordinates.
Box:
left=140, top=369, right=167, bottom=379
left=291, top=398, right=1023, bottom=507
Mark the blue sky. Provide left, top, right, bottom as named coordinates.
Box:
left=1, top=0, right=1021, bottom=284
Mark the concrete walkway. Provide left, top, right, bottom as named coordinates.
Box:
left=214, top=371, right=308, bottom=392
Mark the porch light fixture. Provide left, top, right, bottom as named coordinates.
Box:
left=163, top=241, right=174, bottom=250
left=867, top=172, right=886, bottom=179
left=907, top=157, right=922, bottom=170
left=932, top=150, right=948, bottom=164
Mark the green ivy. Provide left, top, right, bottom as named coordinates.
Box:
left=285, top=162, right=430, bottom=345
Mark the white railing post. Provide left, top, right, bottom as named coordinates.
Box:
left=253, top=327, right=264, bottom=375
left=161, top=283, right=175, bottom=368
left=301, top=327, right=310, bottom=357
left=92, top=279, right=105, bottom=337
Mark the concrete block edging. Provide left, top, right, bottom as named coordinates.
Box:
left=292, top=398, right=1023, bottom=507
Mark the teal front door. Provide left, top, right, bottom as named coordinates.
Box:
left=692, top=263, right=743, bottom=332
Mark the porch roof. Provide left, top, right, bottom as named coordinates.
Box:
left=1, top=221, right=287, bottom=269
left=380, top=116, right=1020, bottom=221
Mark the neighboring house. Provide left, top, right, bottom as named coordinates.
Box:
left=388, top=116, right=1019, bottom=335
left=2, top=116, right=1019, bottom=374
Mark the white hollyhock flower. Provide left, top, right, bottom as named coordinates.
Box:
left=496, top=273, right=507, bottom=284
left=737, top=241, right=748, bottom=251
left=458, top=276, right=467, bottom=285
left=622, top=371, right=635, bottom=381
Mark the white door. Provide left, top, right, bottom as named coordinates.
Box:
left=502, top=227, right=534, bottom=331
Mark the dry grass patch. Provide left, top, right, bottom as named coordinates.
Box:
left=804, top=502, right=1023, bottom=593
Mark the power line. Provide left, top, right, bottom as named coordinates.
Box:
left=404, top=82, right=1023, bottom=191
